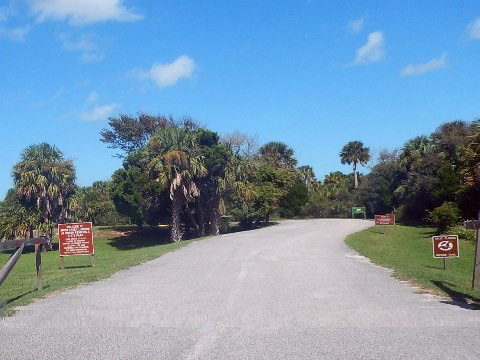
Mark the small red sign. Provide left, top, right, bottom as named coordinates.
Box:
left=374, top=214, right=395, bottom=225
left=58, top=222, right=94, bottom=256
left=432, top=235, right=459, bottom=258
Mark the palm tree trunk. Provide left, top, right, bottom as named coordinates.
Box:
left=170, top=188, right=184, bottom=242
left=209, top=197, right=221, bottom=236
left=353, top=162, right=358, bottom=189
left=197, top=201, right=205, bottom=237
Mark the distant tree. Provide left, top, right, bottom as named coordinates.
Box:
left=100, top=114, right=200, bottom=158
left=147, top=128, right=207, bottom=242
left=111, top=151, right=169, bottom=227
left=74, top=181, right=129, bottom=226
left=0, top=189, right=40, bottom=240
left=431, top=120, right=470, bottom=166
left=398, top=136, right=433, bottom=172
left=258, top=141, right=298, bottom=169
left=297, top=165, right=317, bottom=192
left=339, top=141, right=370, bottom=188
left=221, top=131, right=258, bottom=159
left=12, top=143, right=76, bottom=236
left=280, top=178, right=309, bottom=218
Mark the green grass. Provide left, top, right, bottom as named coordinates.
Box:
left=346, top=225, right=480, bottom=305
left=0, top=226, right=196, bottom=314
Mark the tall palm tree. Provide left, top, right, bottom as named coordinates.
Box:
left=339, top=141, right=370, bottom=189
left=12, top=143, right=76, bottom=236
left=148, top=128, right=207, bottom=242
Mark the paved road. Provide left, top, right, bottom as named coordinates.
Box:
left=1, top=219, right=480, bottom=359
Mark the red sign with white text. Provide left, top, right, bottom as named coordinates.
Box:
left=432, top=235, right=459, bottom=258
left=374, top=214, right=395, bottom=225
left=58, top=222, right=94, bottom=256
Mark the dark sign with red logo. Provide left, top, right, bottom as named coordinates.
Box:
left=58, top=222, right=94, bottom=256
left=432, top=235, right=459, bottom=258
left=374, top=214, right=395, bottom=225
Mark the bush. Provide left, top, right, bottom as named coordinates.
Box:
left=427, top=202, right=461, bottom=233
left=445, top=224, right=476, bottom=242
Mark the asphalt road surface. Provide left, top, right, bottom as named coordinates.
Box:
left=1, top=219, right=480, bottom=359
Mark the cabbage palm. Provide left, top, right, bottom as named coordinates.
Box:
left=399, top=136, right=433, bottom=172
left=339, top=141, right=370, bottom=189
left=297, top=165, right=316, bottom=192
left=148, top=128, right=207, bottom=242
left=12, top=143, right=76, bottom=234
left=258, top=141, right=297, bottom=169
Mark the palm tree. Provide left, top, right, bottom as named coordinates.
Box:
left=297, top=165, right=316, bottom=192
left=339, top=141, right=370, bottom=189
left=399, top=136, right=433, bottom=171
left=12, top=143, right=76, bottom=236
left=147, top=128, right=207, bottom=242
left=258, top=141, right=297, bottom=169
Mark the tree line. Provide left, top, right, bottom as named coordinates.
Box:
left=1, top=115, right=479, bottom=242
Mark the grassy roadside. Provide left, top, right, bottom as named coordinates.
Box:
left=345, top=224, right=480, bottom=305
left=0, top=226, right=196, bottom=314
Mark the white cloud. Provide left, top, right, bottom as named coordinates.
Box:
left=80, top=103, right=117, bottom=122
left=347, top=17, right=365, bottom=34
left=352, top=31, right=385, bottom=65
left=59, top=33, right=104, bottom=62
left=29, top=0, right=142, bottom=25
left=0, top=3, right=30, bottom=42
left=86, top=91, right=98, bottom=104
left=401, top=54, right=447, bottom=77
left=467, top=17, right=480, bottom=40
left=0, top=25, right=30, bottom=41
left=137, top=55, right=196, bottom=88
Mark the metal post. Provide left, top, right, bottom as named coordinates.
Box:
left=91, top=254, right=96, bottom=268
left=35, top=243, right=43, bottom=291
left=60, top=256, right=64, bottom=270
left=473, top=211, right=480, bottom=290
left=443, top=258, right=448, bottom=270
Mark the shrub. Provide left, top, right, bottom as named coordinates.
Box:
left=427, top=202, right=461, bottom=233
left=445, top=224, right=476, bottom=242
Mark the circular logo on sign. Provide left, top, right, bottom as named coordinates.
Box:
left=438, top=241, right=453, bottom=251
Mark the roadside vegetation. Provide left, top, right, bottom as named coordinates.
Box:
left=346, top=225, right=480, bottom=305
left=2, top=116, right=480, bottom=242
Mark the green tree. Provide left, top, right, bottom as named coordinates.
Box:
left=297, top=165, right=317, bottom=192
left=12, top=143, right=76, bottom=236
left=0, top=189, right=40, bottom=240
left=100, top=114, right=199, bottom=158
left=74, top=181, right=129, bottom=226
left=258, top=141, right=297, bottom=169
left=147, top=128, right=207, bottom=242
left=339, top=141, right=370, bottom=188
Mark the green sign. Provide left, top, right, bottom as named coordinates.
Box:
left=352, top=207, right=366, bottom=219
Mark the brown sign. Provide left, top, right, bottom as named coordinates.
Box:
left=432, top=235, right=459, bottom=258
left=58, top=222, right=94, bottom=256
left=375, top=214, right=395, bottom=225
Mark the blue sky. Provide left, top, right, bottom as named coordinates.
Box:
left=1, top=1, right=480, bottom=198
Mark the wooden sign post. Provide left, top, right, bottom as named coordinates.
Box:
left=58, top=222, right=95, bottom=269
left=464, top=217, right=480, bottom=290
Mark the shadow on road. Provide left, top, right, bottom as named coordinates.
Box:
left=432, top=280, right=480, bottom=310
left=227, top=221, right=278, bottom=234
left=0, top=286, right=51, bottom=317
